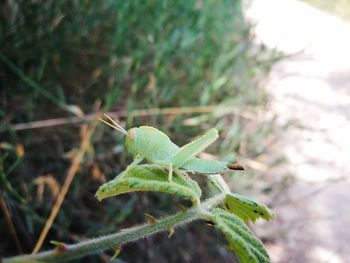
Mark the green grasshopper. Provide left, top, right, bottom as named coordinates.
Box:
left=99, top=114, right=244, bottom=182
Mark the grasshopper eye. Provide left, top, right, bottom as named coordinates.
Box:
left=125, top=128, right=138, bottom=156
left=128, top=128, right=137, bottom=141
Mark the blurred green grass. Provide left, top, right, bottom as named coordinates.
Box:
left=0, top=0, right=278, bottom=262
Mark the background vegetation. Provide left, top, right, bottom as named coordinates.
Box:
left=0, top=0, right=278, bottom=262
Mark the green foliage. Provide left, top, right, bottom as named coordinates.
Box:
left=223, top=193, right=275, bottom=223
left=1, top=0, right=278, bottom=261
left=207, top=173, right=231, bottom=193
left=1, top=0, right=271, bottom=120
left=211, top=208, right=271, bottom=263
left=94, top=163, right=274, bottom=263
left=95, top=164, right=201, bottom=205
left=207, top=173, right=275, bottom=222
left=3, top=159, right=275, bottom=263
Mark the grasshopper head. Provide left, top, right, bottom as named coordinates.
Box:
left=125, top=128, right=138, bottom=156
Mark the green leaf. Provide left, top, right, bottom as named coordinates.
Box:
left=223, top=193, right=275, bottom=223
left=95, top=164, right=201, bottom=204
left=211, top=208, right=271, bottom=263
left=207, top=174, right=230, bottom=194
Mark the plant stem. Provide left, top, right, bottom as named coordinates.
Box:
left=3, top=194, right=226, bottom=263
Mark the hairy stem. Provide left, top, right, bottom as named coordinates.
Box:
left=3, top=194, right=225, bottom=263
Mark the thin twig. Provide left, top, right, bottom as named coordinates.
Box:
left=1, top=106, right=262, bottom=132
left=3, top=195, right=225, bottom=263
left=0, top=197, right=23, bottom=253
left=31, top=121, right=97, bottom=254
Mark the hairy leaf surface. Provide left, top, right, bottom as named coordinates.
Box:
left=95, top=164, right=201, bottom=204
left=211, top=208, right=271, bottom=263
left=207, top=174, right=230, bottom=193
left=223, top=193, right=275, bottom=223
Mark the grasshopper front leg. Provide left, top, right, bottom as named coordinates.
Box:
left=127, top=154, right=144, bottom=171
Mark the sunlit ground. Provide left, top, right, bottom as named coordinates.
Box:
left=245, top=0, right=350, bottom=262
left=303, top=0, right=350, bottom=21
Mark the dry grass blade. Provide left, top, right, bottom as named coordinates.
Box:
left=31, top=121, right=97, bottom=254
left=34, top=175, right=60, bottom=202
left=0, top=197, right=23, bottom=253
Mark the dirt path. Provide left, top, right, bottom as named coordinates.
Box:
left=245, top=1, right=350, bottom=262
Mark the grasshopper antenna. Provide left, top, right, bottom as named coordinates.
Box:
left=103, top=114, right=128, bottom=134
left=98, top=114, right=127, bottom=135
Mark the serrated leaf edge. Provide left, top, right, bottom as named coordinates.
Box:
left=211, top=208, right=271, bottom=263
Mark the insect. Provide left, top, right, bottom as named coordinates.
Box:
left=99, top=114, right=244, bottom=182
